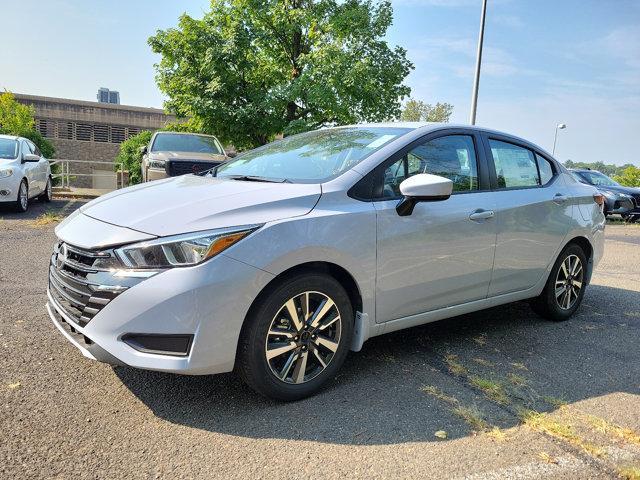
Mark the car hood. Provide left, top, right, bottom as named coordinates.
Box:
left=79, top=175, right=322, bottom=237
left=597, top=184, right=640, bottom=195
left=150, top=151, right=227, bottom=162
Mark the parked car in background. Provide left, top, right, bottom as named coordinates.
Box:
left=0, top=134, right=52, bottom=212
left=569, top=168, right=640, bottom=221
left=141, top=132, right=227, bottom=182
left=47, top=123, right=605, bottom=401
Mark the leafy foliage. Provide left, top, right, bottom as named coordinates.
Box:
left=115, top=130, right=153, bottom=186
left=613, top=165, right=640, bottom=187
left=0, top=92, right=55, bottom=158
left=149, top=0, right=413, bottom=150
left=400, top=98, right=453, bottom=123
left=563, top=160, right=635, bottom=178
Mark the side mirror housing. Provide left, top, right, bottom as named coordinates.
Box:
left=396, top=174, right=453, bottom=216
left=22, top=153, right=41, bottom=163
left=139, top=145, right=148, bottom=155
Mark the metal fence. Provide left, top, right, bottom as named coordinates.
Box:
left=49, top=159, right=127, bottom=191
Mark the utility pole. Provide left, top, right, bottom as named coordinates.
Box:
left=469, top=0, right=488, bottom=125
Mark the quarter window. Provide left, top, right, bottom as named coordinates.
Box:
left=381, top=135, right=478, bottom=198
left=536, top=154, right=554, bottom=185
left=488, top=140, right=538, bottom=188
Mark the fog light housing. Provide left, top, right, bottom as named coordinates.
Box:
left=121, top=334, right=193, bottom=356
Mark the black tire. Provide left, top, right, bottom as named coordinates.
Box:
left=14, top=179, right=28, bottom=213
left=530, top=243, right=588, bottom=321
left=237, top=272, right=353, bottom=401
left=39, top=177, right=52, bottom=202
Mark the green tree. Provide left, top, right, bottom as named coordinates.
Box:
left=115, top=130, right=153, bottom=186
left=149, top=0, right=413, bottom=149
left=0, top=91, right=56, bottom=158
left=400, top=98, right=453, bottom=123
left=613, top=165, right=640, bottom=187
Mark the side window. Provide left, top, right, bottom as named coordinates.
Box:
left=22, top=141, right=33, bottom=156
left=536, top=154, right=554, bottom=185
left=381, top=135, right=479, bottom=198
left=488, top=139, right=539, bottom=188
left=28, top=141, right=41, bottom=157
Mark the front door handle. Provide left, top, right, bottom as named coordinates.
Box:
left=469, top=209, right=495, bottom=221
left=553, top=193, right=568, bottom=204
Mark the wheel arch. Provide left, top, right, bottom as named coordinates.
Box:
left=562, top=235, right=594, bottom=284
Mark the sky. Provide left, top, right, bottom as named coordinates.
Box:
left=1, top=0, right=639, bottom=166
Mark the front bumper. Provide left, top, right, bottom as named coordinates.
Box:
left=46, top=250, right=274, bottom=375
left=0, top=175, right=21, bottom=203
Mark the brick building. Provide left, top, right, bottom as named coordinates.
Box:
left=14, top=93, right=175, bottom=188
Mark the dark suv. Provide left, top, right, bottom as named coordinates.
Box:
left=569, top=168, right=640, bottom=221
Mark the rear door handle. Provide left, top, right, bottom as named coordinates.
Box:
left=553, top=193, right=568, bottom=204
left=469, top=209, right=495, bottom=221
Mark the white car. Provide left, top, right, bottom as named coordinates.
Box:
left=0, top=134, right=52, bottom=212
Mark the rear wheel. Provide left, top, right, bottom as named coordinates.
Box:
left=237, top=273, right=353, bottom=401
left=39, top=177, right=52, bottom=202
left=14, top=180, right=28, bottom=213
left=530, top=244, right=587, bottom=321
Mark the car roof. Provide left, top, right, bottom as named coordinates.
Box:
left=336, top=122, right=554, bottom=158
left=0, top=134, right=20, bottom=141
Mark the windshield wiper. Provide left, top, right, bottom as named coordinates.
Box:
left=223, top=175, right=291, bottom=183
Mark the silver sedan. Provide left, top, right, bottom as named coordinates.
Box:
left=47, top=123, right=605, bottom=400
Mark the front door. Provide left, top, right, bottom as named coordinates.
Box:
left=373, top=132, right=497, bottom=323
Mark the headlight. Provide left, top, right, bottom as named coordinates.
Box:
left=0, top=168, right=13, bottom=178
left=148, top=160, right=166, bottom=169
left=115, top=225, right=260, bottom=268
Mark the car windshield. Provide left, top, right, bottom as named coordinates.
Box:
left=216, top=127, right=411, bottom=183
left=0, top=139, right=18, bottom=159
left=151, top=133, right=223, bottom=154
left=575, top=171, right=619, bottom=187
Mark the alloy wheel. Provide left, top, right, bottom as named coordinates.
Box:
left=46, top=179, right=52, bottom=199
left=19, top=182, right=28, bottom=210
left=555, top=254, right=583, bottom=310
left=265, top=291, right=342, bottom=384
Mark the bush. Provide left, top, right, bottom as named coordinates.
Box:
left=115, top=130, right=153, bottom=186
left=613, top=165, right=640, bottom=188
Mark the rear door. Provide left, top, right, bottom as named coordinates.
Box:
left=482, top=134, right=572, bottom=296
left=21, top=141, right=41, bottom=196
left=29, top=140, right=48, bottom=191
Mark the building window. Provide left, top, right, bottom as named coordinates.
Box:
left=111, top=126, right=126, bottom=143
left=94, top=124, right=109, bottom=142
left=58, top=122, right=74, bottom=140
left=76, top=124, right=93, bottom=141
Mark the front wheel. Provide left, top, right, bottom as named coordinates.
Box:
left=15, top=180, right=29, bottom=212
left=530, top=244, right=587, bottom=321
left=237, top=273, right=353, bottom=401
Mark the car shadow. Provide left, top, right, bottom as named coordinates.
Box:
left=114, top=284, right=640, bottom=446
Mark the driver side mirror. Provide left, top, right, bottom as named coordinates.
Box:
left=139, top=146, right=148, bottom=155
left=396, top=174, right=453, bottom=216
left=22, top=153, right=41, bottom=163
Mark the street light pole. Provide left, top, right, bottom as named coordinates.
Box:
left=552, top=123, right=567, bottom=156
left=469, top=0, right=488, bottom=125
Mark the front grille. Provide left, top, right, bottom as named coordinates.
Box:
left=49, top=242, right=125, bottom=327
left=166, top=160, right=220, bottom=177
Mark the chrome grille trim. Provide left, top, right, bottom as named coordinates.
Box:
left=49, top=241, right=129, bottom=326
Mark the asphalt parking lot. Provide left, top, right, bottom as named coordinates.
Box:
left=1, top=199, right=639, bottom=479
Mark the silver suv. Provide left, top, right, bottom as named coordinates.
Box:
left=47, top=123, right=605, bottom=400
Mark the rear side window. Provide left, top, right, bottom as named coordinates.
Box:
left=536, top=154, right=554, bottom=185
left=488, top=139, right=538, bottom=188
left=381, top=135, right=478, bottom=198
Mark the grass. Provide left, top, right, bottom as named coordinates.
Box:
left=507, top=373, right=527, bottom=387
left=519, top=409, right=605, bottom=458
left=543, top=395, right=568, bottom=408
left=420, top=385, right=458, bottom=405
left=472, top=334, right=487, bottom=346
left=585, top=415, right=640, bottom=446
left=619, top=466, right=640, bottom=480
left=510, top=362, right=528, bottom=371
left=485, top=426, right=508, bottom=442
left=444, top=354, right=468, bottom=376
left=452, top=405, right=489, bottom=432
left=31, top=211, right=64, bottom=226
left=472, top=357, right=494, bottom=367
left=469, top=376, right=509, bottom=405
